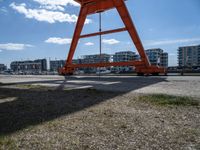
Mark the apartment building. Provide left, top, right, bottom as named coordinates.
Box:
left=10, top=59, right=47, bottom=73
left=145, top=48, right=168, bottom=68
left=112, top=51, right=139, bottom=72
left=178, top=45, right=200, bottom=67
left=50, top=60, right=65, bottom=71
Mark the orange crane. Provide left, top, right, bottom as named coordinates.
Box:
left=59, top=0, right=166, bottom=75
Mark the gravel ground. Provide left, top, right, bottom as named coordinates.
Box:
left=0, top=86, right=199, bottom=150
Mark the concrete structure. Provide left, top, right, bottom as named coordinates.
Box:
left=145, top=48, right=168, bottom=68
left=50, top=60, right=65, bottom=71
left=10, top=59, right=47, bottom=74
left=0, top=64, right=7, bottom=72
left=112, top=51, right=138, bottom=72
left=178, top=45, right=200, bottom=67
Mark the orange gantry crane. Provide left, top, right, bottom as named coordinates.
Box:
left=59, top=0, right=166, bottom=75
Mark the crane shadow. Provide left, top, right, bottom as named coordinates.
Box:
left=0, top=76, right=167, bottom=135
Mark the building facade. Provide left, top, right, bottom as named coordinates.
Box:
left=79, top=54, right=111, bottom=73
left=160, top=52, right=168, bottom=67
left=0, top=64, right=7, bottom=72
left=80, top=54, right=111, bottom=64
left=50, top=60, right=65, bottom=71
left=49, top=55, right=111, bottom=73
left=145, top=48, right=168, bottom=68
left=112, top=51, right=138, bottom=72
left=113, top=51, right=138, bottom=62
left=178, top=45, right=200, bottom=67
left=10, top=59, right=47, bottom=74
left=34, top=59, right=47, bottom=71
left=72, top=59, right=82, bottom=64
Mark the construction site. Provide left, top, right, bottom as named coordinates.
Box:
left=0, top=0, right=200, bottom=149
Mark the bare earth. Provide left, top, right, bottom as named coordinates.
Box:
left=0, top=75, right=200, bottom=149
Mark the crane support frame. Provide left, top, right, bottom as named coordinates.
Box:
left=59, top=0, right=166, bottom=75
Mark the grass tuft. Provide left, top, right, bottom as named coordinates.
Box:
left=140, top=94, right=199, bottom=106
left=0, top=136, right=16, bottom=149
left=15, top=84, right=53, bottom=90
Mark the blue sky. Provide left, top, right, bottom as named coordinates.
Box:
left=0, top=0, right=200, bottom=68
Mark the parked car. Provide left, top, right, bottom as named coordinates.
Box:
left=96, top=70, right=111, bottom=74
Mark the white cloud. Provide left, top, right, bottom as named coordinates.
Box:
left=0, top=43, right=33, bottom=51
left=45, top=37, right=72, bottom=45
left=40, top=5, right=65, bottom=11
left=85, top=42, right=94, bottom=46
left=10, top=2, right=91, bottom=24
left=0, top=7, right=8, bottom=13
left=34, top=0, right=80, bottom=11
left=145, top=38, right=200, bottom=46
left=33, top=0, right=80, bottom=7
left=102, top=39, right=120, bottom=45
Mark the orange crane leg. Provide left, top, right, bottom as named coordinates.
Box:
left=59, top=0, right=166, bottom=75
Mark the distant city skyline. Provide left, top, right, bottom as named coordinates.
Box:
left=0, top=0, right=200, bottom=67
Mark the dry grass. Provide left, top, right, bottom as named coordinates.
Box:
left=14, top=84, right=54, bottom=90
left=140, top=94, right=199, bottom=106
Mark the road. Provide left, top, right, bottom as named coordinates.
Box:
left=0, top=75, right=200, bottom=97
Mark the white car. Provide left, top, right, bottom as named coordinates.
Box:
left=96, top=70, right=111, bottom=74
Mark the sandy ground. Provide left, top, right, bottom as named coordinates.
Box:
left=0, top=75, right=200, bottom=149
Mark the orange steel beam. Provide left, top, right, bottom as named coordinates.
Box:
left=112, top=0, right=150, bottom=66
left=80, top=27, right=127, bottom=38
left=60, top=0, right=165, bottom=75
left=86, top=0, right=118, bottom=14
left=66, top=0, right=117, bottom=65
left=74, top=0, right=127, bottom=6
left=70, top=61, right=144, bottom=68
left=74, top=0, right=97, bottom=5
left=66, top=6, right=88, bottom=65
